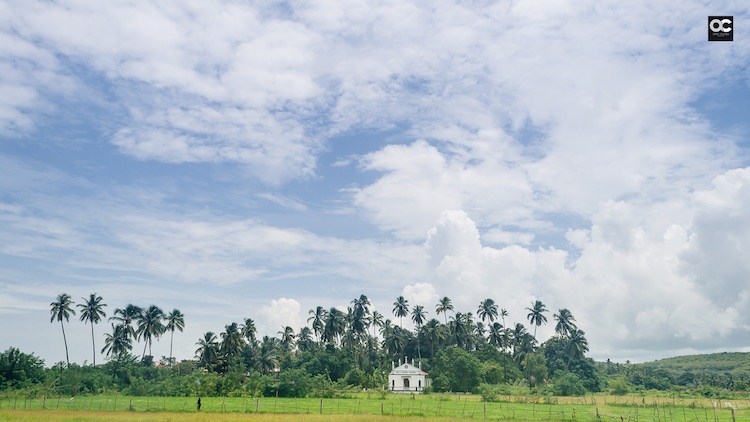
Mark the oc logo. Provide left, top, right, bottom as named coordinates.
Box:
left=709, top=18, right=732, bottom=32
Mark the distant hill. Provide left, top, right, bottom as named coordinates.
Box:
left=637, top=352, right=750, bottom=375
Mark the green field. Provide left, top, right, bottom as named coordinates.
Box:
left=1, top=394, right=749, bottom=422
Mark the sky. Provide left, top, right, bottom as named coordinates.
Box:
left=1, top=0, right=749, bottom=367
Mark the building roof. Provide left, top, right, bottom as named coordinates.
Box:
left=389, top=362, right=429, bottom=376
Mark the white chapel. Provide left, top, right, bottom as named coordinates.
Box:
left=388, top=357, right=431, bottom=393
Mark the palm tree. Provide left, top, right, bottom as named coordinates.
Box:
left=137, top=305, right=165, bottom=360
left=102, top=323, right=132, bottom=378
left=411, top=305, right=427, bottom=359
left=195, top=331, right=219, bottom=371
left=553, top=308, right=577, bottom=338
left=165, top=309, right=185, bottom=367
left=257, top=336, right=279, bottom=374
left=110, top=304, right=143, bottom=341
left=241, top=317, right=257, bottom=343
left=102, top=323, right=132, bottom=359
left=499, top=308, right=509, bottom=327
left=296, top=327, right=315, bottom=353
left=350, top=295, right=371, bottom=342
left=567, top=328, right=589, bottom=368
left=307, top=306, right=327, bottom=343
left=370, top=310, right=384, bottom=338
left=435, top=296, right=453, bottom=325
left=449, top=312, right=472, bottom=350
left=220, top=322, right=245, bottom=361
left=322, top=307, right=345, bottom=345
left=477, top=298, right=499, bottom=324
left=392, top=296, right=409, bottom=328
left=488, top=322, right=504, bottom=349
left=421, top=319, right=445, bottom=359
left=525, top=300, right=548, bottom=340
left=50, top=293, right=76, bottom=367
left=78, top=293, right=107, bottom=366
left=278, top=326, right=296, bottom=352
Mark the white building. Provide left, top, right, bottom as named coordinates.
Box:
left=388, top=357, right=431, bottom=393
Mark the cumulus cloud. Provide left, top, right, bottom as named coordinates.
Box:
left=260, top=298, right=303, bottom=335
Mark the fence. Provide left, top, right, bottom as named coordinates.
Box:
left=1, top=394, right=748, bottom=421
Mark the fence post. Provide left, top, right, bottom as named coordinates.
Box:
left=320, top=398, right=323, bottom=415
left=731, top=408, right=736, bottom=422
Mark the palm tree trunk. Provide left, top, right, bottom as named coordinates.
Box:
left=169, top=329, right=175, bottom=367
left=61, top=319, right=70, bottom=367
left=91, top=323, right=96, bottom=366
left=142, top=340, right=148, bottom=360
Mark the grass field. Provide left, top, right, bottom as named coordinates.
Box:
left=1, top=394, right=749, bottom=422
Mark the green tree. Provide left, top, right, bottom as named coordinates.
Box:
left=411, top=305, right=427, bottom=359
left=137, top=305, right=165, bottom=360
left=307, top=307, right=327, bottom=343
left=553, top=308, right=577, bottom=338
left=50, top=293, right=76, bottom=367
left=435, top=296, right=453, bottom=325
left=477, top=298, right=499, bottom=324
left=165, top=309, right=185, bottom=367
left=525, top=300, right=548, bottom=341
left=278, top=326, right=296, bottom=353
left=0, top=347, right=45, bottom=389
left=421, top=318, right=445, bottom=359
left=431, top=347, right=484, bottom=392
left=392, top=296, right=409, bottom=328
left=241, top=317, right=257, bottom=343
left=370, top=310, right=384, bottom=338
left=195, top=331, right=219, bottom=371
left=322, top=307, right=345, bottom=345
left=110, top=304, right=143, bottom=341
left=77, top=293, right=107, bottom=366
left=220, top=322, right=245, bottom=361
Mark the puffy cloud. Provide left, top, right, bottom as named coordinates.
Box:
left=260, top=298, right=303, bottom=335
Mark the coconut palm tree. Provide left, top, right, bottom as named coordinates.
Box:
left=136, top=305, right=165, bottom=360
left=110, top=304, right=143, bottom=341
left=165, top=309, right=185, bottom=367
left=411, top=305, right=427, bottom=359
left=435, top=296, right=453, bottom=325
left=257, top=336, right=279, bottom=374
left=195, top=331, right=219, bottom=371
left=421, top=319, right=445, bottom=359
left=219, top=322, right=245, bottom=362
left=278, top=326, right=296, bottom=353
left=102, top=323, right=132, bottom=359
left=477, top=298, right=499, bottom=324
left=50, top=293, right=75, bottom=367
left=78, top=293, right=107, bottom=366
left=525, top=300, right=548, bottom=340
left=350, top=295, right=371, bottom=342
left=449, top=312, right=473, bottom=350
left=567, top=328, right=589, bottom=368
left=296, top=327, right=315, bottom=353
left=553, top=308, right=577, bottom=338
left=488, top=322, right=504, bottom=349
left=370, top=310, right=384, bottom=338
left=392, top=296, right=409, bottom=328
left=322, top=307, right=345, bottom=345
left=102, top=323, right=132, bottom=378
left=307, top=306, right=327, bottom=343
left=499, top=308, right=509, bottom=327
left=241, top=317, right=257, bottom=343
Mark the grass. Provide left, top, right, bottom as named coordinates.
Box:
left=1, top=394, right=749, bottom=421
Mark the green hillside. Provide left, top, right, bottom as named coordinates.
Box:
left=639, top=352, right=750, bottom=375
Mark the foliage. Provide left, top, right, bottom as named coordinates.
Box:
left=431, top=347, right=484, bottom=393
left=0, top=348, right=45, bottom=390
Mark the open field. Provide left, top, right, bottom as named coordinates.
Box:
left=1, top=394, right=749, bottom=422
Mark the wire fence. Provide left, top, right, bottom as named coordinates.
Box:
left=1, top=394, right=748, bottom=421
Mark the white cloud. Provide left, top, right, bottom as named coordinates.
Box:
left=259, top=298, right=303, bottom=336
left=402, top=282, right=438, bottom=308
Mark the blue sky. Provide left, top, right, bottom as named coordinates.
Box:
left=1, top=0, right=749, bottom=366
